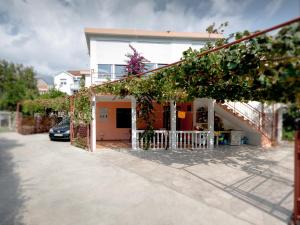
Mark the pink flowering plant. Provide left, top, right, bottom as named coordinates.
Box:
left=125, top=45, right=149, bottom=75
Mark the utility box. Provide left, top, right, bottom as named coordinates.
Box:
left=230, top=130, right=243, bottom=145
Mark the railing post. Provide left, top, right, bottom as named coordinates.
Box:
left=208, top=99, right=215, bottom=149
left=170, top=101, right=177, bottom=149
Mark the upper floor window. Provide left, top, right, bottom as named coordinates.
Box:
left=98, top=64, right=112, bottom=79
left=60, top=79, right=67, bottom=86
left=74, top=78, right=80, bottom=84
left=115, top=64, right=127, bottom=79
left=144, top=63, right=156, bottom=71
left=157, top=64, right=168, bottom=68
left=143, top=63, right=156, bottom=76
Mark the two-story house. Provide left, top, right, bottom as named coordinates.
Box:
left=54, top=70, right=89, bottom=95
left=83, top=28, right=284, bottom=152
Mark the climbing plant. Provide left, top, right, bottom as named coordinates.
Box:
left=125, top=44, right=149, bottom=75
left=22, top=93, right=69, bottom=115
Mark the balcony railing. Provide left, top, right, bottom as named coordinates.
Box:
left=136, top=130, right=209, bottom=150
left=70, top=83, right=80, bottom=90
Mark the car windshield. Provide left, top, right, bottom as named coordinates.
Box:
left=58, top=117, right=70, bottom=126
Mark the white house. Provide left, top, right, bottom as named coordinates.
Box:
left=54, top=70, right=89, bottom=95
left=83, top=28, right=284, bottom=152
left=84, top=28, right=223, bottom=87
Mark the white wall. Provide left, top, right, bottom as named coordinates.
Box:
left=54, top=72, right=74, bottom=95
left=214, top=104, right=261, bottom=145
left=88, top=36, right=204, bottom=87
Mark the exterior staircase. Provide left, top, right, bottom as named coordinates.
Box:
left=216, top=101, right=275, bottom=146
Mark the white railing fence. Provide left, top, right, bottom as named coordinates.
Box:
left=137, top=130, right=169, bottom=150
left=175, top=131, right=209, bottom=149
left=136, top=130, right=209, bottom=150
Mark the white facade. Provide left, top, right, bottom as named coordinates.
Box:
left=54, top=72, right=81, bottom=95
left=86, top=35, right=209, bottom=87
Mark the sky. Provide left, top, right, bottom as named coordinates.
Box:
left=0, top=0, right=299, bottom=81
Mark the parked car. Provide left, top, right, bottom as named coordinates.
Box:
left=49, top=117, right=70, bottom=141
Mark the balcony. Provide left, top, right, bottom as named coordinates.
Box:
left=70, top=83, right=80, bottom=90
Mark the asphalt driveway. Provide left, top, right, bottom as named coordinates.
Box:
left=0, top=132, right=294, bottom=225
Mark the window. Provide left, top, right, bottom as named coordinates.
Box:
left=98, top=64, right=112, bottom=79
left=144, top=63, right=156, bottom=71
left=157, top=64, right=168, bottom=68
left=60, top=79, right=67, bottom=86
left=116, top=108, right=131, bottom=128
left=115, top=64, right=126, bottom=79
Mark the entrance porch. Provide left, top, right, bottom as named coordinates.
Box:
left=90, top=95, right=216, bottom=151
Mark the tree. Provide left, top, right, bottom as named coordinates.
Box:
left=0, top=60, right=39, bottom=111
left=39, top=88, right=67, bottom=99
left=125, top=45, right=149, bottom=75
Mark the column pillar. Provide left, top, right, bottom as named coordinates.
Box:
left=208, top=99, right=215, bottom=149
left=90, top=94, right=96, bottom=152
left=277, top=107, right=285, bottom=143
left=170, top=101, right=177, bottom=149
left=131, top=97, right=137, bottom=150
left=193, top=98, right=199, bottom=128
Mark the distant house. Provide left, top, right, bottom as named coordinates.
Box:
left=54, top=70, right=89, bottom=95
left=36, top=79, right=49, bottom=94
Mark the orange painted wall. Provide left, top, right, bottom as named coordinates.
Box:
left=137, top=103, right=164, bottom=129
left=96, top=102, right=131, bottom=141
left=177, top=103, right=193, bottom=130
left=96, top=102, right=194, bottom=141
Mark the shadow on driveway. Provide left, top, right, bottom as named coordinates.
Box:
left=0, top=137, right=28, bottom=225
left=125, top=144, right=294, bottom=223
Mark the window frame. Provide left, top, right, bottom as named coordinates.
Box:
left=98, top=64, right=112, bottom=79
left=114, top=64, right=127, bottom=79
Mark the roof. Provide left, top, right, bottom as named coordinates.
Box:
left=37, top=79, right=49, bottom=91
left=67, top=70, right=90, bottom=77
left=84, top=28, right=223, bottom=54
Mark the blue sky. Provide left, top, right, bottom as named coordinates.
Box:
left=0, top=0, right=299, bottom=78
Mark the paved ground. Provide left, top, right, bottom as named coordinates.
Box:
left=0, top=132, right=294, bottom=225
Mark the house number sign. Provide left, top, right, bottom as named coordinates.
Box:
left=100, top=108, right=108, bottom=121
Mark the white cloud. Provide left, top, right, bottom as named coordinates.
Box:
left=265, top=0, right=284, bottom=17
left=0, top=0, right=256, bottom=77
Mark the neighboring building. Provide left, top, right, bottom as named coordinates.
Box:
left=36, top=78, right=49, bottom=94
left=82, top=28, right=284, bottom=152
left=54, top=70, right=89, bottom=95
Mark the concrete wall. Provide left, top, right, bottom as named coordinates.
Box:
left=214, top=104, right=261, bottom=145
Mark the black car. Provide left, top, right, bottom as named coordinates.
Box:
left=49, top=117, right=70, bottom=141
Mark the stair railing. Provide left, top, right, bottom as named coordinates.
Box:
left=221, top=101, right=273, bottom=140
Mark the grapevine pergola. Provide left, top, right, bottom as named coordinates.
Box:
left=69, top=17, right=300, bottom=132
left=21, top=17, right=299, bottom=128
